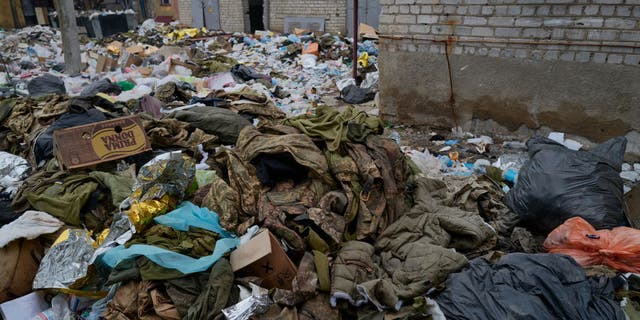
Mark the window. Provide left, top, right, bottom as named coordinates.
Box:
left=160, top=0, right=171, bottom=6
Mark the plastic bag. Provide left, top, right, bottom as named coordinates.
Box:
left=360, top=71, right=379, bottom=89
left=27, top=74, right=66, bottom=97
left=544, top=217, right=640, bottom=273
left=406, top=149, right=441, bottom=174
left=230, top=64, right=269, bottom=81
left=300, top=54, right=317, bottom=69
left=336, top=78, right=356, bottom=91
left=80, top=78, right=122, bottom=96
left=0, top=151, right=30, bottom=198
left=340, top=84, right=375, bottom=104
left=357, top=52, right=369, bottom=67
left=506, top=136, right=627, bottom=232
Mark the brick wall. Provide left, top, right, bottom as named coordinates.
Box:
left=378, top=0, right=640, bottom=160
left=178, top=0, right=192, bottom=25
left=219, top=0, right=247, bottom=32
left=269, top=0, right=348, bottom=34
left=379, top=0, right=640, bottom=65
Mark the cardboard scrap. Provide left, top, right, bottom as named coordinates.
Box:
left=169, top=58, right=200, bottom=75
left=230, top=230, right=297, bottom=290
left=120, top=52, right=144, bottom=70
left=625, top=185, right=640, bottom=229
left=53, top=115, right=152, bottom=170
left=359, top=23, right=379, bottom=39
left=95, top=54, right=118, bottom=73
left=294, top=28, right=310, bottom=36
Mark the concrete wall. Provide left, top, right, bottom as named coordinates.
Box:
left=378, top=0, right=640, bottom=158
left=219, top=0, right=247, bottom=32
left=182, top=0, right=348, bottom=33
left=178, top=0, right=192, bottom=25
left=269, top=0, right=348, bottom=34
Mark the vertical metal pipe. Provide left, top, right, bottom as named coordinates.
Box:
left=352, top=0, right=358, bottom=80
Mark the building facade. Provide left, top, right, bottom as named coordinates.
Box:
left=189, top=0, right=381, bottom=35
left=377, top=0, right=640, bottom=159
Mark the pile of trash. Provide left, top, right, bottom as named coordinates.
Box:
left=1, top=22, right=640, bottom=320
left=1, top=21, right=380, bottom=116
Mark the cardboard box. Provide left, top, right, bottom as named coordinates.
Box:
left=157, top=45, right=187, bottom=58
left=125, top=45, right=145, bottom=55
left=120, top=53, right=144, bottom=70
left=95, top=54, right=118, bottom=73
left=53, top=115, right=151, bottom=170
left=230, top=230, right=297, bottom=290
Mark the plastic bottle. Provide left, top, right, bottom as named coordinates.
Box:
left=389, top=131, right=401, bottom=145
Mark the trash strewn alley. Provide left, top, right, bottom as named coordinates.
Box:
left=1, top=4, right=640, bottom=320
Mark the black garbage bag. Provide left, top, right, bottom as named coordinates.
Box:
left=230, top=64, right=269, bottom=82
left=18, top=60, right=37, bottom=70
left=34, top=105, right=106, bottom=164
left=80, top=78, right=123, bottom=96
left=27, top=74, right=66, bottom=97
left=506, top=136, right=627, bottom=232
left=189, top=96, right=226, bottom=107
left=340, top=84, right=375, bottom=104
left=50, top=63, right=66, bottom=73
left=435, top=253, right=625, bottom=320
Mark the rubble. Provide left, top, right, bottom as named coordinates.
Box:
left=0, top=20, right=638, bottom=320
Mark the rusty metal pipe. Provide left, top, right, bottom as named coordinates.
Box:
left=352, top=0, right=359, bottom=80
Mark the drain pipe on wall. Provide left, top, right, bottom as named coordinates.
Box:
left=444, top=36, right=459, bottom=130
left=352, top=0, right=358, bottom=81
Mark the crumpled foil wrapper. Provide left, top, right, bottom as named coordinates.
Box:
left=222, top=284, right=273, bottom=320
left=121, top=152, right=195, bottom=232
left=33, top=229, right=101, bottom=297
left=0, top=151, right=31, bottom=198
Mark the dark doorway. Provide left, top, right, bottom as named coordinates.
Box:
left=248, top=0, right=264, bottom=33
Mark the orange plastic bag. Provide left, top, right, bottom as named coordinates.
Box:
left=302, top=43, right=319, bottom=56
left=544, top=217, right=640, bottom=273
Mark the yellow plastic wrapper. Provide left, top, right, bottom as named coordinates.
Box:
left=127, top=194, right=177, bottom=232
left=121, top=152, right=195, bottom=232
left=95, top=92, right=117, bottom=103
left=106, top=41, right=123, bottom=55
left=358, top=52, right=369, bottom=67
left=168, top=27, right=207, bottom=40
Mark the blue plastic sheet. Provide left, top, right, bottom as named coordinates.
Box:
left=154, top=202, right=233, bottom=238
left=97, top=202, right=239, bottom=275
